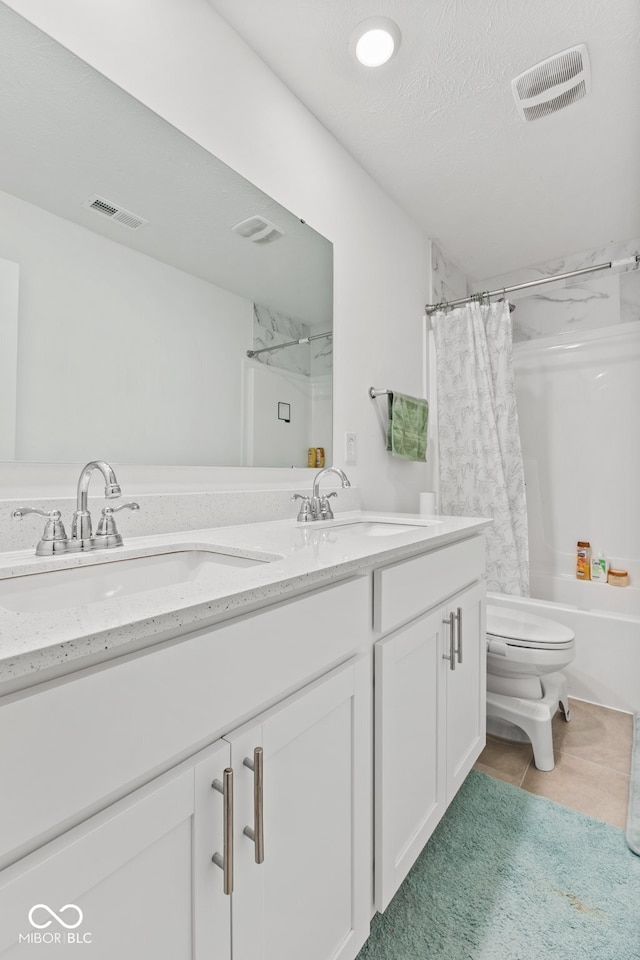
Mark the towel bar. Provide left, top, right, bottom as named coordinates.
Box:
left=369, top=387, right=392, bottom=399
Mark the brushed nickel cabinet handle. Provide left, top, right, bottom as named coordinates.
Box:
left=456, top=606, right=463, bottom=664
left=243, top=747, right=265, bottom=864
left=212, top=768, right=234, bottom=895
left=442, top=612, right=456, bottom=671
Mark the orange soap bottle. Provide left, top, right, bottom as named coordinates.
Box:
left=576, top=541, right=591, bottom=580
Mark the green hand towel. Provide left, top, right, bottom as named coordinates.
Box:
left=386, top=392, right=429, bottom=461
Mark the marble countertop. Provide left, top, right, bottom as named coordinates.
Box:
left=0, top=510, right=490, bottom=690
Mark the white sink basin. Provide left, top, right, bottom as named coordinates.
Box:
left=0, top=548, right=270, bottom=613
left=333, top=520, right=441, bottom=537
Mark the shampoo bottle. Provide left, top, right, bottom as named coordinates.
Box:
left=576, top=541, right=591, bottom=580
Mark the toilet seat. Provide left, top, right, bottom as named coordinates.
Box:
left=486, top=605, right=575, bottom=650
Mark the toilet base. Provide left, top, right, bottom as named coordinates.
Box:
left=486, top=672, right=571, bottom=771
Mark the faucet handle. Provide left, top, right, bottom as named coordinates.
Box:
left=11, top=507, right=68, bottom=542
left=320, top=492, right=338, bottom=520
left=95, top=502, right=140, bottom=538
left=291, top=494, right=313, bottom=523
left=109, top=501, right=140, bottom=515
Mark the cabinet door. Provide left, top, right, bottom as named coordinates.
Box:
left=374, top=609, right=447, bottom=912
left=0, top=740, right=231, bottom=960
left=227, top=657, right=371, bottom=960
left=444, top=581, right=486, bottom=801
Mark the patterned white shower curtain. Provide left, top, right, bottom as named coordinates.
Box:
left=432, top=300, right=529, bottom=595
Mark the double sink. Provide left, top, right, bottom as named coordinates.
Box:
left=0, top=519, right=438, bottom=614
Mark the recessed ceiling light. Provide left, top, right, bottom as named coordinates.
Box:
left=350, top=17, right=401, bottom=68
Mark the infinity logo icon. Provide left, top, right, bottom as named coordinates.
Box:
left=28, top=904, right=84, bottom=930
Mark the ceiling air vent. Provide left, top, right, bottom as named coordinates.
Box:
left=512, top=44, right=590, bottom=122
left=83, top=194, right=148, bottom=230
left=232, top=215, right=285, bottom=243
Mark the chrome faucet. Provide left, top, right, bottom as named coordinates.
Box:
left=11, top=460, right=139, bottom=556
left=292, top=467, right=351, bottom=522
left=72, top=460, right=122, bottom=543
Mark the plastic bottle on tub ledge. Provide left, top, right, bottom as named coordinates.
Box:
left=590, top=550, right=608, bottom=582
left=576, top=541, right=591, bottom=580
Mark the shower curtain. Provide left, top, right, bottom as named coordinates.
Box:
left=432, top=300, right=529, bottom=595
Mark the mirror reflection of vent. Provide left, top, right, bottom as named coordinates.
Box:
left=232, top=215, right=286, bottom=243
left=83, top=194, right=148, bottom=230
left=512, top=44, right=590, bottom=122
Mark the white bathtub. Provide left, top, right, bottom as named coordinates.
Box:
left=529, top=571, right=640, bottom=617
left=488, top=581, right=640, bottom=714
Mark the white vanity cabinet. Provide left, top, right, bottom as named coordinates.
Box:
left=0, top=576, right=371, bottom=960
left=0, top=520, right=489, bottom=957
left=0, top=657, right=369, bottom=960
left=373, top=537, right=486, bottom=911
left=0, top=739, right=232, bottom=958
left=226, top=656, right=370, bottom=960
left=444, top=582, right=486, bottom=799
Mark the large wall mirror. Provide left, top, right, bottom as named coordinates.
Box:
left=0, top=4, right=333, bottom=469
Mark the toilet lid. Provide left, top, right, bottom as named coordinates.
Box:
left=486, top=605, right=575, bottom=647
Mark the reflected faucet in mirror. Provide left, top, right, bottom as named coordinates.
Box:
left=11, top=461, right=139, bottom=556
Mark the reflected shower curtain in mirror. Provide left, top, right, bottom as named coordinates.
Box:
left=432, top=301, right=529, bottom=595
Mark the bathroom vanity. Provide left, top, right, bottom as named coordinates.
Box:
left=0, top=512, right=488, bottom=958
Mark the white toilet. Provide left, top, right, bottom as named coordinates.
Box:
left=485, top=604, right=576, bottom=771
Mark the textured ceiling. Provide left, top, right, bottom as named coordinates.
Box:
left=209, top=0, right=640, bottom=280
left=0, top=4, right=332, bottom=327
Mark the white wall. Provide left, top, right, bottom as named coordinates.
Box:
left=244, top=363, right=312, bottom=468
left=513, top=323, right=640, bottom=587
left=0, top=189, right=252, bottom=466
left=310, top=378, right=333, bottom=466
left=3, top=0, right=430, bottom=511
left=0, top=257, right=19, bottom=461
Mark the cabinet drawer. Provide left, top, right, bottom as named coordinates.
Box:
left=0, top=576, right=368, bottom=867
left=373, top=536, right=484, bottom=635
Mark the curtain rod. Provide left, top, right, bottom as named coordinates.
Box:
left=424, top=255, right=640, bottom=315
left=247, top=330, right=332, bottom=359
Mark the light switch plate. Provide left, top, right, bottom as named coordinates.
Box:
left=345, top=432, right=357, bottom=465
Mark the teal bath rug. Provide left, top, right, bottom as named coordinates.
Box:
left=359, top=770, right=640, bottom=960
left=628, top=714, right=640, bottom=856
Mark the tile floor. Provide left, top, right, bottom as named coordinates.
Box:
left=474, top=698, right=633, bottom=829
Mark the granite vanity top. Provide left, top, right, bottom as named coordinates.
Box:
left=0, top=511, right=489, bottom=690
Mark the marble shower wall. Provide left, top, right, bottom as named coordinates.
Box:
left=475, top=237, right=640, bottom=343
left=430, top=239, right=468, bottom=304
left=253, top=303, right=332, bottom=376
left=310, top=335, right=333, bottom=377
